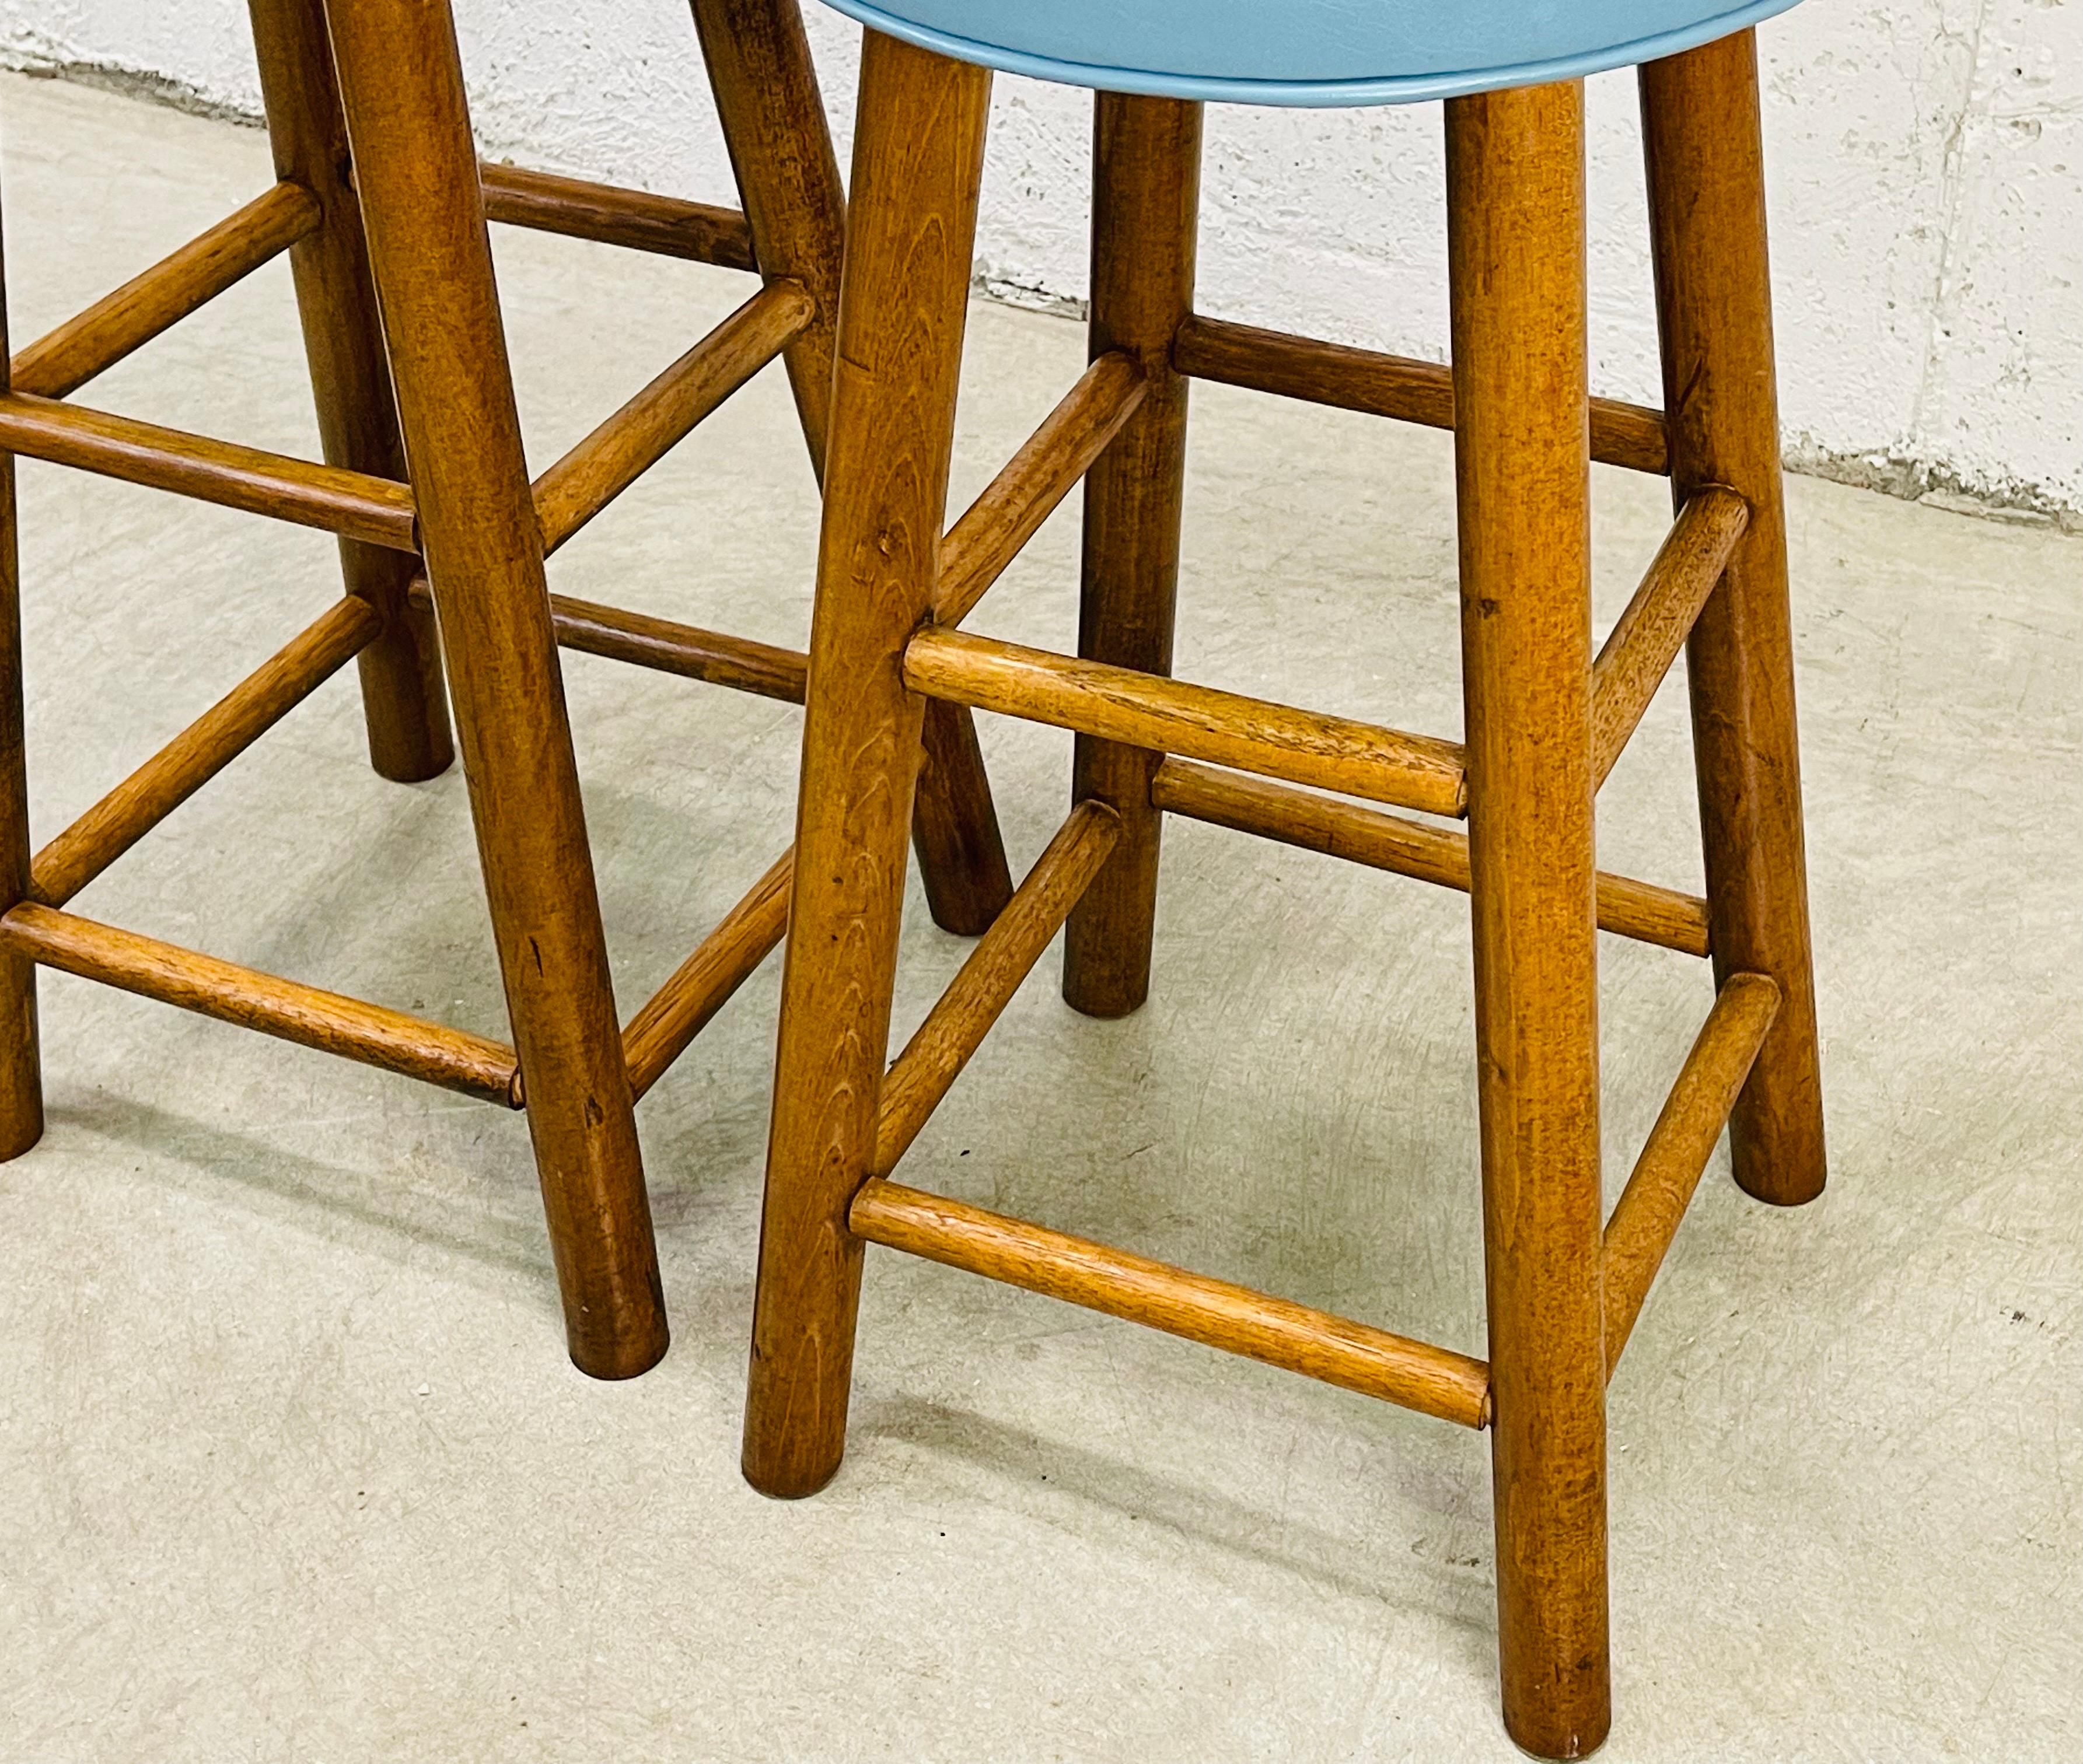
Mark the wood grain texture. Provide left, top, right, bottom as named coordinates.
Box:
left=30, top=596, right=379, bottom=909
left=1151, top=758, right=1711, bottom=957
left=1064, top=94, right=1203, bottom=1019
left=1448, top=80, right=1610, bottom=1760
left=905, top=626, right=1468, bottom=818
left=547, top=590, right=809, bottom=702
left=0, top=390, right=417, bottom=549
left=0, top=205, right=41, bottom=1160
left=934, top=351, right=1147, bottom=626
left=850, top=1180, right=1493, bottom=1430
left=1643, top=31, right=1826, bottom=1210
left=743, top=31, right=994, bottom=1499
left=0, top=902, right=518, bottom=1103
left=8, top=180, right=320, bottom=401
left=480, top=160, right=757, bottom=270
left=623, top=847, right=792, bottom=1101
left=1603, top=972, right=1779, bottom=1377
left=329, top=0, right=663, bottom=1380
left=875, top=802, right=1119, bottom=1177
left=687, top=0, right=845, bottom=466
left=1173, top=313, right=1672, bottom=477
left=689, top=0, right=1009, bottom=940
left=1591, top=486, right=1748, bottom=787
left=533, top=278, right=814, bottom=555
left=250, top=0, right=453, bottom=783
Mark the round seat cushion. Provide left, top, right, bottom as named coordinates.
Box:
left=812, top=0, right=1802, bottom=105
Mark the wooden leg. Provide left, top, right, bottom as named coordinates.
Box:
left=742, top=30, right=991, bottom=1498
left=325, top=0, right=666, bottom=1380
left=247, top=0, right=454, bottom=785
left=1061, top=93, right=1201, bottom=1017
left=691, top=0, right=1012, bottom=937
left=0, top=211, right=42, bottom=1162
left=1446, top=82, right=1610, bottom=1760
left=1641, top=31, right=1826, bottom=1209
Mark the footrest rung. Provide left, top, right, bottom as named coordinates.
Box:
left=0, top=903, right=520, bottom=1105
left=876, top=802, right=1120, bottom=1175
left=533, top=279, right=816, bottom=555
left=30, top=596, right=382, bottom=908
left=1591, top=487, right=1749, bottom=786
left=1603, top=971, right=1781, bottom=1377
left=904, top=627, right=1467, bottom=820
left=1172, top=313, right=1671, bottom=477
left=479, top=161, right=757, bottom=272
left=1152, top=757, right=1712, bottom=958
left=850, top=1176, right=1492, bottom=1430
left=407, top=576, right=810, bottom=704
left=934, top=352, right=1146, bottom=627
left=10, top=180, right=322, bottom=402
left=0, top=391, right=417, bottom=551
left=623, top=847, right=794, bottom=1101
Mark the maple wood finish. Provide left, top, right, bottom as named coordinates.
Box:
left=746, top=19, right=1822, bottom=1759
left=8, top=180, right=321, bottom=401
left=0, top=0, right=1017, bottom=1377
left=622, top=847, right=795, bottom=1102
left=532, top=278, right=816, bottom=555
left=325, top=0, right=666, bottom=1379
left=250, top=0, right=454, bottom=784
left=1063, top=94, right=1203, bottom=1019
left=1149, top=757, right=1712, bottom=957
left=875, top=801, right=1120, bottom=1176
left=0, top=219, right=39, bottom=1163
left=479, top=160, right=758, bottom=271
left=850, top=1178, right=1494, bottom=1429
left=1603, top=970, right=1780, bottom=1375
left=1446, top=82, right=1609, bottom=1756
left=30, top=596, right=382, bottom=908
left=905, top=627, right=1468, bottom=816
left=744, top=29, right=998, bottom=1498
left=1643, top=32, right=1826, bottom=1210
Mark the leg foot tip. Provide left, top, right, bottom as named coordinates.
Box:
left=741, top=1444, right=844, bottom=1501
left=568, top=1321, right=670, bottom=1382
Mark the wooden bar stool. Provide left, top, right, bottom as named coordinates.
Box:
left=743, top=1, right=1827, bottom=1752
left=0, top=0, right=1013, bottom=1381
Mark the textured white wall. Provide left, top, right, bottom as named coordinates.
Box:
left=4, top=0, right=2081, bottom=519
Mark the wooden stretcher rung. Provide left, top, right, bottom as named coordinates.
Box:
left=904, top=626, right=1467, bottom=820
left=407, top=574, right=810, bottom=704
left=479, top=160, right=758, bottom=272
left=623, top=847, right=794, bottom=1101
left=533, top=279, right=816, bottom=555
left=0, top=391, right=417, bottom=551
left=1151, top=757, right=1712, bottom=958
left=1603, top=971, right=1781, bottom=1377
left=934, top=352, right=1147, bottom=626
left=9, top=180, right=323, bottom=402
left=1173, top=313, right=1672, bottom=477
left=875, top=802, right=1120, bottom=1175
left=850, top=1177, right=1493, bottom=1430
left=1591, top=487, right=1750, bottom=787
left=0, top=902, right=521, bottom=1106
left=30, top=596, right=382, bottom=908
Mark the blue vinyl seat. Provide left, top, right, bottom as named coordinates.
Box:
left=812, top=0, right=1803, bottom=105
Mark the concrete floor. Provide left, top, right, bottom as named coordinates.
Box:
left=2, top=71, right=2078, bottom=1762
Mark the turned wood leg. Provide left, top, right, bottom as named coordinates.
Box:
left=1061, top=93, right=1202, bottom=1018
left=692, top=0, right=1012, bottom=937
left=742, top=29, right=991, bottom=1497
left=0, top=210, right=41, bottom=1162
left=326, top=0, right=666, bottom=1380
left=1641, top=30, right=1825, bottom=1209
left=1447, top=80, right=1611, bottom=1760
left=248, top=0, right=455, bottom=785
